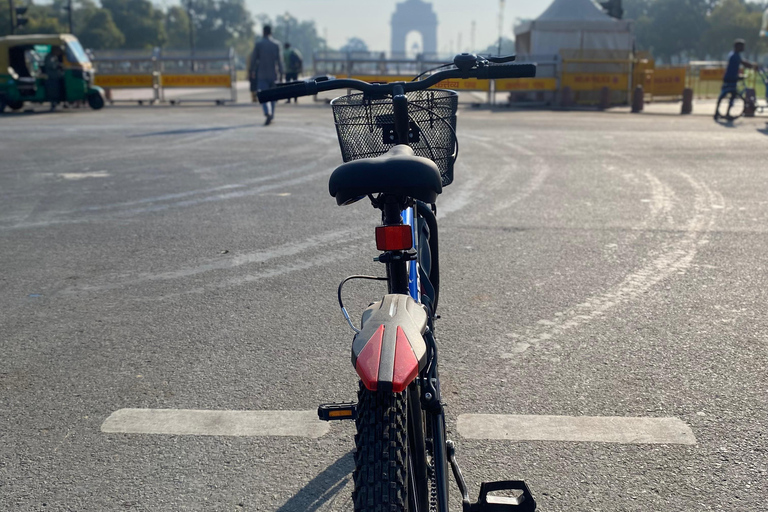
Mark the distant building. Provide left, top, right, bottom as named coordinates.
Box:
left=391, top=0, right=438, bottom=58
left=514, top=0, right=633, bottom=56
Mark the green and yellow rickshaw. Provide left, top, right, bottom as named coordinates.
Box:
left=0, top=34, right=105, bottom=112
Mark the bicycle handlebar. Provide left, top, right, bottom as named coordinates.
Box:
left=257, top=55, right=536, bottom=104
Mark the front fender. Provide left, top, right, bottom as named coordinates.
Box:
left=87, top=85, right=105, bottom=96
left=352, top=294, right=428, bottom=393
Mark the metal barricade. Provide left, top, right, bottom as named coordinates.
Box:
left=91, top=47, right=237, bottom=105
left=91, top=49, right=160, bottom=104
left=687, top=61, right=727, bottom=99
left=560, top=49, right=633, bottom=105
left=500, top=54, right=559, bottom=104
left=158, top=48, right=237, bottom=104
left=644, top=66, right=687, bottom=101
left=313, top=51, right=495, bottom=101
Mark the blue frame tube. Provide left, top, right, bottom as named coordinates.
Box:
left=402, top=206, right=419, bottom=301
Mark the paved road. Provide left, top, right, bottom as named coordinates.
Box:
left=1, top=102, right=767, bottom=511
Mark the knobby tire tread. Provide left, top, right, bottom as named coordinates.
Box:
left=353, top=383, right=409, bottom=512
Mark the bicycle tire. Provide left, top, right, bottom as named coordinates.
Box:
left=717, top=91, right=745, bottom=120
left=353, top=384, right=410, bottom=511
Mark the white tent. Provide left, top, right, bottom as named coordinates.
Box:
left=514, top=0, right=634, bottom=55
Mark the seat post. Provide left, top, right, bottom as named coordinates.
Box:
left=381, top=195, right=410, bottom=295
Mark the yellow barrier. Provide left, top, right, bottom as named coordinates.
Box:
left=648, top=67, right=686, bottom=96
left=348, top=75, right=413, bottom=83
left=348, top=75, right=490, bottom=91
left=433, top=78, right=490, bottom=91
left=496, top=78, right=557, bottom=91
left=161, top=74, right=232, bottom=87
left=94, top=74, right=154, bottom=88
left=561, top=73, right=628, bottom=91
left=348, top=75, right=558, bottom=93
left=699, top=68, right=725, bottom=81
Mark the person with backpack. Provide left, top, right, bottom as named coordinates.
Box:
left=283, top=43, right=304, bottom=103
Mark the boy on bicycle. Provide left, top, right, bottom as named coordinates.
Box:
left=715, top=39, right=759, bottom=120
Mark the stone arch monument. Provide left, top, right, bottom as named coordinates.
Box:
left=391, top=0, right=438, bottom=58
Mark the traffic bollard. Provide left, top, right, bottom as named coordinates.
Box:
left=681, top=88, right=693, bottom=114
left=744, top=88, right=757, bottom=117
left=631, top=85, right=643, bottom=113
left=560, top=86, right=573, bottom=108
left=598, top=86, right=611, bottom=110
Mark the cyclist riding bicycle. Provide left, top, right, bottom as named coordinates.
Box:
left=715, top=38, right=759, bottom=121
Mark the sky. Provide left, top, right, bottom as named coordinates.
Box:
left=243, top=0, right=554, bottom=54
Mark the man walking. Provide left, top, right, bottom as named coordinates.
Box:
left=45, top=46, right=65, bottom=111
left=249, top=25, right=283, bottom=125
left=283, top=43, right=304, bottom=103
left=715, top=38, right=759, bottom=121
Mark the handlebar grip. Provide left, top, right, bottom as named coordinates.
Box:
left=479, top=63, right=537, bottom=80
left=258, top=81, right=318, bottom=103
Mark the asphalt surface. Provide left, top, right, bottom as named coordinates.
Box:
left=2, top=99, right=767, bottom=512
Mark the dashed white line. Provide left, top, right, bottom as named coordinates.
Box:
left=101, top=409, right=329, bottom=438
left=458, top=414, right=696, bottom=445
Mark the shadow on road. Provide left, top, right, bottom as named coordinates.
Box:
left=757, top=123, right=768, bottom=135
left=714, top=118, right=738, bottom=128
left=128, top=124, right=259, bottom=137
left=276, top=451, right=354, bottom=512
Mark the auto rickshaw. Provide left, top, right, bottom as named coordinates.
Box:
left=0, top=34, right=105, bottom=112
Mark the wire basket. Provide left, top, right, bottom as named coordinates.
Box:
left=331, top=89, right=459, bottom=187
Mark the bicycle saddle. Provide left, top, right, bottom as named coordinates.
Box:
left=329, top=145, right=442, bottom=206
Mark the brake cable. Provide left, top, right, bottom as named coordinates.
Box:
left=338, top=275, right=389, bottom=333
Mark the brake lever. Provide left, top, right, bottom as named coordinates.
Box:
left=486, top=55, right=517, bottom=64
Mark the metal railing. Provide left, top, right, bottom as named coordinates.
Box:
left=91, top=47, right=237, bottom=105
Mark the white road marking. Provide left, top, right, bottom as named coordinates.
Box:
left=64, top=227, right=361, bottom=294
left=58, top=171, right=110, bottom=180
left=502, top=171, right=723, bottom=357
left=101, top=408, right=329, bottom=438
left=458, top=414, right=696, bottom=445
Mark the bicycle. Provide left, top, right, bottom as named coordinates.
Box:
left=747, top=66, right=768, bottom=115
left=714, top=67, right=768, bottom=121
left=258, top=53, right=537, bottom=512
left=715, top=78, right=747, bottom=121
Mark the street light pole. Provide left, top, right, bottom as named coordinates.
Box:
left=283, top=14, right=291, bottom=43
left=187, top=2, right=196, bottom=72
left=68, top=0, right=73, bottom=34
left=9, top=0, right=15, bottom=35
left=498, top=0, right=506, bottom=56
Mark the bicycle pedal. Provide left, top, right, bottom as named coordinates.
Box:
left=317, top=402, right=357, bottom=421
left=466, top=480, right=536, bottom=512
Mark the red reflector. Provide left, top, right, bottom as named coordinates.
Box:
left=376, top=225, right=413, bottom=251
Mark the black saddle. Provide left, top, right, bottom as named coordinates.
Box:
left=328, top=145, right=442, bottom=206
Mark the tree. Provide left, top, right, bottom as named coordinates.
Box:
left=256, top=13, right=327, bottom=65
left=701, top=0, right=768, bottom=59
left=101, top=0, right=166, bottom=49
left=627, top=0, right=768, bottom=62
left=184, top=0, right=254, bottom=57
left=165, top=5, right=191, bottom=49
left=0, top=0, right=65, bottom=36
left=340, top=37, right=369, bottom=53
left=78, top=9, right=124, bottom=49
left=641, top=0, right=710, bottom=62
left=480, top=37, right=515, bottom=56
